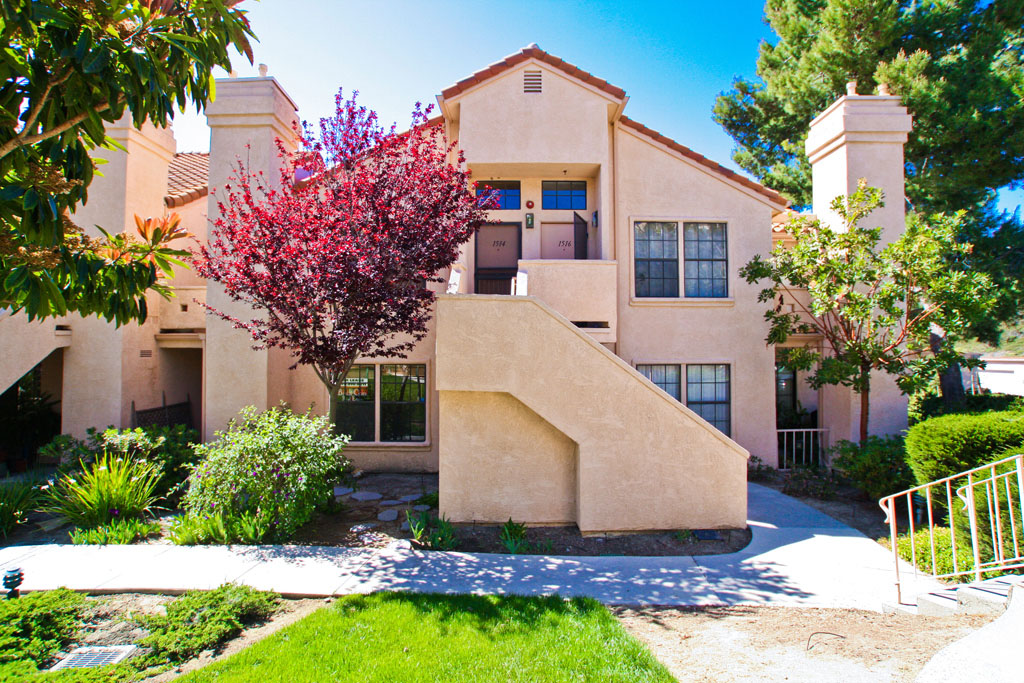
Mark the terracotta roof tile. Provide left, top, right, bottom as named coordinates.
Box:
left=618, top=116, right=787, bottom=207
left=441, top=45, right=626, bottom=101
left=165, top=152, right=209, bottom=208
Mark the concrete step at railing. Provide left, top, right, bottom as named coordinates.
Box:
left=915, top=574, right=1024, bottom=617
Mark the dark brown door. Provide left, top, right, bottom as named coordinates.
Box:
left=573, top=212, right=589, bottom=260
left=475, top=223, right=521, bottom=294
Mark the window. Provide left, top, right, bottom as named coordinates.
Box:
left=634, top=221, right=679, bottom=297
left=380, top=364, right=427, bottom=442
left=637, top=364, right=681, bottom=401
left=683, top=223, right=728, bottom=297
left=542, top=180, right=586, bottom=210
left=335, top=365, right=375, bottom=442
left=686, top=364, right=731, bottom=436
left=335, top=363, right=427, bottom=443
left=476, top=181, right=520, bottom=210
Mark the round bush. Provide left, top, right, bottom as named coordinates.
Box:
left=904, top=410, right=1024, bottom=485
left=183, top=406, right=350, bottom=540
left=831, top=435, right=913, bottom=501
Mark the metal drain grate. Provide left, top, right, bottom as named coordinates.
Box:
left=50, top=645, right=137, bottom=671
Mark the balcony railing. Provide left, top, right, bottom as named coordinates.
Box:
left=879, top=453, right=1024, bottom=604
left=777, top=428, right=829, bottom=469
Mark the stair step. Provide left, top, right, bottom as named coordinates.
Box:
left=957, top=585, right=1011, bottom=614
left=916, top=589, right=958, bottom=617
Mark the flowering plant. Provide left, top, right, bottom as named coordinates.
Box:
left=182, top=406, right=349, bottom=540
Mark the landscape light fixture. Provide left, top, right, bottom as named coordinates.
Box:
left=4, top=567, right=24, bottom=599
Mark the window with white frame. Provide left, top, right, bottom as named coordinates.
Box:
left=335, top=363, right=427, bottom=443
left=633, top=221, right=728, bottom=298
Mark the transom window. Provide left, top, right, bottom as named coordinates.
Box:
left=634, top=222, right=679, bottom=297
left=683, top=223, right=728, bottom=297
left=686, top=364, right=731, bottom=436
left=476, top=180, right=521, bottom=210
left=636, top=364, right=681, bottom=401
left=336, top=364, right=427, bottom=443
left=542, top=180, right=586, bottom=210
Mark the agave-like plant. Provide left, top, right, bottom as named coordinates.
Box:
left=46, top=451, right=163, bottom=528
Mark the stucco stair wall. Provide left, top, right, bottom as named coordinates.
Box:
left=435, top=294, right=748, bottom=533
left=0, top=313, right=70, bottom=394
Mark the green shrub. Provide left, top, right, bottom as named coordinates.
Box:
left=182, top=406, right=349, bottom=541
left=36, top=430, right=102, bottom=469
left=746, top=455, right=777, bottom=483
left=136, top=584, right=278, bottom=663
left=44, top=452, right=162, bottom=528
left=885, top=526, right=974, bottom=577
left=413, top=491, right=438, bottom=508
left=909, top=390, right=1024, bottom=425
left=0, top=589, right=86, bottom=667
left=831, top=436, right=914, bottom=500
left=904, top=410, right=1024, bottom=485
left=69, top=518, right=161, bottom=545
left=499, top=518, right=529, bottom=554
left=949, top=448, right=1023, bottom=570
left=781, top=467, right=837, bottom=500
left=168, top=512, right=270, bottom=546
left=0, top=479, right=43, bottom=537
left=98, top=425, right=199, bottom=499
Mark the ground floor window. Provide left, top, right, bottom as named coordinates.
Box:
left=686, top=364, right=730, bottom=436
left=637, top=362, right=731, bottom=436
left=336, top=364, right=427, bottom=443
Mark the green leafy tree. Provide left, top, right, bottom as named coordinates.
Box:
left=0, top=0, right=254, bottom=324
left=716, top=0, right=1024, bottom=405
left=741, top=182, right=996, bottom=443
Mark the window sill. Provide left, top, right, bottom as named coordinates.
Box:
left=629, top=297, right=735, bottom=308
left=345, top=441, right=432, bottom=449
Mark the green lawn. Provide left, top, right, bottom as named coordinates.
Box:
left=180, top=592, right=673, bottom=683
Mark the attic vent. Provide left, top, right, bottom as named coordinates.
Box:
left=139, top=349, right=153, bottom=358
left=523, top=70, right=542, bottom=93
left=51, top=646, right=137, bottom=671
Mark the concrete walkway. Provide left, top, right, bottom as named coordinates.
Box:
left=0, top=484, right=941, bottom=610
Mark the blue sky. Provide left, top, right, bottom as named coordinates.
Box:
left=172, top=0, right=1023, bottom=214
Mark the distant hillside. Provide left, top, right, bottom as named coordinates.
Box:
left=959, top=321, right=1024, bottom=358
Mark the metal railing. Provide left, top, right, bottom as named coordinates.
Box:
left=777, top=428, right=829, bottom=469
left=879, top=453, right=1024, bottom=604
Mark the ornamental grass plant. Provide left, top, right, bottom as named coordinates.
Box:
left=0, top=478, right=42, bottom=537
left=45, top=452, right=162, bottom=529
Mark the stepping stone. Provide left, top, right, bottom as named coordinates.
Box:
left=351, top=491, right=382, bottom=501
left=379, top=499, right=402, bottom=506
left=399, top=494, right=421, bottom=502
left=377, top=509, right=399, bottom=522
left=333, top=486, right=354, bottom=497
left=412, top=505, right=431, bottom=512
left=350, top=523, right=378, bottom=532
left=400, top=521, right=410, bottom=531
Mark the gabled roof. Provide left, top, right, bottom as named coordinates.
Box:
left=618, top=116, right=787, bottom=207
left=165, top=152, right=209, bottom=208
left=440, top=44, right=626, bottom=101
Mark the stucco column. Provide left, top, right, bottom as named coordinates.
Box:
left=805, top=84, right=914, bottom=440
left=203, top=75, right=298, bottom=440
left=62, top=116, right=175, bottom=437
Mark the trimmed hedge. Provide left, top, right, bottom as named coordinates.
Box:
left=905, top=410, right=1024, bottom=485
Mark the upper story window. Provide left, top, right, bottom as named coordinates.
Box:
left=634, top=221, right=679, bottom=297
left=542, top=180, right=586, bottom=210
left=633, top=220, right=728, bottom=299
left=684, top=223, right=728, bottom=297
left=476, top=181, right=521, bottom=210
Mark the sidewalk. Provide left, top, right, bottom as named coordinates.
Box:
left=0, top=484, right=941, bottom=609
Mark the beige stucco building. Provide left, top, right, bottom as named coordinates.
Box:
left=0, top=46, right=914, bottom=533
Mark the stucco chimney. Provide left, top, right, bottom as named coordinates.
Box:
left=805, top=91, right=912, bottom=244
left=203, top=75, right=299, bottom=440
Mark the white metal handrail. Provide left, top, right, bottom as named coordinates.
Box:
left=879, top=453, right=1024, bottom=604
left=777, top=428, right=829, bottom=469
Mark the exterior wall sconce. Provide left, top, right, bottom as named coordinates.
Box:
left=4, top=567, right=23, bottom=599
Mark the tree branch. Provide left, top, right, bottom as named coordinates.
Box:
left=0, top=97, right=120, bottom=160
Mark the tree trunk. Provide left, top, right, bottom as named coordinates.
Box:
left=859, top=365, right=871, bottom=445
left=327, top=385, right=340, bottom=433
left=930, top=331, right=966, bottom=413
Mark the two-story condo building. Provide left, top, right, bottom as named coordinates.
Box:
left=0, top=46, right=914, bottom=533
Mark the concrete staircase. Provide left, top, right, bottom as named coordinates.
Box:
left=912, top=573, right=1024, bottom=616
left=0, top=312, right=70, bottom=393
